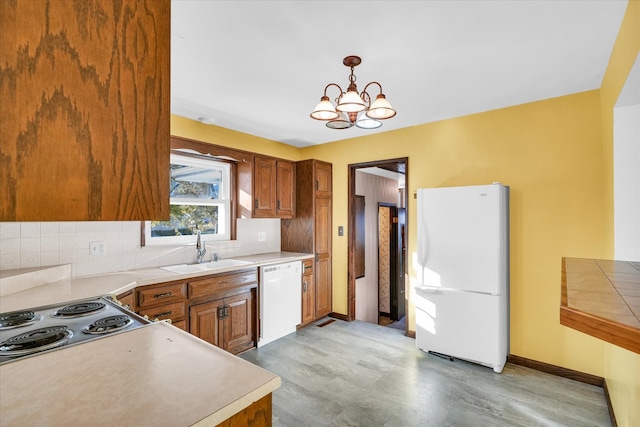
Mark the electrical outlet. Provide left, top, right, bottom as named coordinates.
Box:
left=90, top=241, right=105, bottom=256
left=257, top=232, right=266, bottom=242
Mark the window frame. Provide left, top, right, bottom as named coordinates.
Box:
left=143, top=151, right=233, bottom=246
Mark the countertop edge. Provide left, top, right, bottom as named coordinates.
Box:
left=560, top=257, right=640, bottom=355
left=192, top=377, right=282, bottom=427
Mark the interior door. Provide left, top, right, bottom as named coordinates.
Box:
left=394, top=207, right=406, bottom=320
left=387, top=206, right=400, bottom=321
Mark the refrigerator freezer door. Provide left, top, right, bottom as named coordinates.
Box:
left=415, top=287, right=508, bottom=373
left=417, top=184, right=506, bottom=295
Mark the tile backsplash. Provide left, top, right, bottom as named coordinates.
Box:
left=0, top=218, right=280, bottom=277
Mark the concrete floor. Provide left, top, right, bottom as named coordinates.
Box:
left=240, top=319, right=611, bottom=427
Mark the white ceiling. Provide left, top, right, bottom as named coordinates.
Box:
left=171, top=0, right=628, bottom=148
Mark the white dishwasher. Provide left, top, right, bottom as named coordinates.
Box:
left=259, top=261, right=302, bottom=347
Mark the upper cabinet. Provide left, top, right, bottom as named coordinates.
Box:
left=0, top=0, right=170, bottom=221
left=314, top=162, right=332, bottom=197
left=240, top=155, right=296, bottom=219
left=275, top=160, right=296, bottom=218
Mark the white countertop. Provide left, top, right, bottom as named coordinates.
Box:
left=0, top=321, right=280, bottom=427
left=0, top=251, right=313, bottom=313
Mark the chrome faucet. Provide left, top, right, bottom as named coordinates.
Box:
left=212, top=252, right=220, bottom=261
left=196, top=230, right=206, bottom=263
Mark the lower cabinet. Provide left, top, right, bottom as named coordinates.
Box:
left=133, top=268, right=258, bottom=355
left=300, top=260, right=315, bottom=327
left=190, top=291, right=255, bottom=355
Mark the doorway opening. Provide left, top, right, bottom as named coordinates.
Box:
left=347, top=158, right=408, bottom=334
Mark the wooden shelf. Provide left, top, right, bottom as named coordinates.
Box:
left=561, top=257, right=640, bottom=354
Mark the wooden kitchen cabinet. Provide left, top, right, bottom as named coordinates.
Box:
left=240, top=155, right=296, bottom=219
left=115, top=291, right=134, bottom=311
left=188, top=269, right=258, bottom=354
left=0, top=0, right=170, bottom=221
left=190, top=292, right=255, bottom=354
left=282, top=159, right=333, bottom=323
left=300, top=260, right=315, bottom=327
left=134, top=281, right=187, bottom=328
left=131, top=269, right=257, bottom=352
left=276, top=160, right=296, bottom=218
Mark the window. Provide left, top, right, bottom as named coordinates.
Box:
left=144, top=153, right=231, bottom=245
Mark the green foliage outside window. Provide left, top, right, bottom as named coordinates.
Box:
left=150, top=205, right=219, bottom=237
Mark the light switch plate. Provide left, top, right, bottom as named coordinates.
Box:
left=257, top=232, right=266, bottom=242
left=338, top=226, right=344, bottom=236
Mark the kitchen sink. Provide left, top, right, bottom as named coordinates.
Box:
left=160, top=259, right=253, bottom=274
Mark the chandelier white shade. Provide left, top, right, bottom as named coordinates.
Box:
left=310, top=96, right=340, bottom=120
left=310, top=56, right=396, bottom=130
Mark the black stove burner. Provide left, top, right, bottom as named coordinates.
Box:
left=52, top=302, right=106, bottom=318
left=0, top=326, right=73, bottom=355
left=0, top=310, right=42, bottom=330
left=83, top=315, right=133, bottom=335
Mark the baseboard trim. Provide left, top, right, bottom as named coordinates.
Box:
left=507, top=354, right=603, bottom=386
left=508, top=354, right=616, bottom=427
left=406, top=330, right=416, bottom=338
left=329, top=312, right=349, bottom=321
left=602, top=379, right=618, bottom=427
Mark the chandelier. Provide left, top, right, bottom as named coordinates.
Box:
left=310, top=56, right=396, bottom=130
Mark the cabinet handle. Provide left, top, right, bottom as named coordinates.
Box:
left=153, top=311, right=172, bottom=318
left=153, top=291, right=173, bottom=299
left=315, top=180, right=319, bottom=190
left=219, top=305, right=229, bottom=320
left=303, top=280, right=307, bottom=292
left=254, top=198, right=259, bottom=209
left=277, top=200, right=280, bottom=210
left=315, top=253, right=319, bottom=262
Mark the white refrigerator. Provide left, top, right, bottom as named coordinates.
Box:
left=415, top=183, right=509, bottom=373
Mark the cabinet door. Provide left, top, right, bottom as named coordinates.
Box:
left=190, top=299, right=224, bottom=348
left=276, top=160, right=296, bottom=218
left=315, top=197, right=332, bottom=256
left=253, top=156, right=277, bottom=217
left=315, top=255, right=332, bottom=318
left=301, top=272, right=315, bottom=325
left=314, top=161, right=332, bottom=197
left=224, top=291, right=255, bottom=354
left=315, top=196, right=332, bottom=318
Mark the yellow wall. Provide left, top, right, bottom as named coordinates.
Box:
left=599, top=1, right=640, bottom=425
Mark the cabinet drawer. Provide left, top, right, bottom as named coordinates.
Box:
left=302, top=259, right=313, bottom=276
left=138, top=301, right=185, bottom=322
left=137, top=282, right=186, bottom=308
left=189, top=270, right=258, bottom=299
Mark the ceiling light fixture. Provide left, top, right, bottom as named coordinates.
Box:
left=310, top=56, right=396, bottom=130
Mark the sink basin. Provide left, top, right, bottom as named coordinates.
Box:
left=160, top=259, right=253, bottom=274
